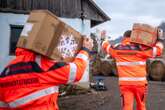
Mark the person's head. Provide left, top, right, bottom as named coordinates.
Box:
left=121, top=30, right=132, bottom=44
left=123, top=30, right=132, bottom=38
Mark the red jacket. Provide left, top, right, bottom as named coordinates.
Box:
left=0, top=48, right=89, bottom=110
left=102, top=38, right=163, bottom=85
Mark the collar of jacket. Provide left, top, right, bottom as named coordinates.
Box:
left=15, top=48, right=35, bottom=57
left=121, top=38, right=131, bottom=45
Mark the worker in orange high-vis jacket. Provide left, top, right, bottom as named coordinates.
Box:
left=0, top=37, right=93, bottom=110
left=102, top=30, right=164, bottom=110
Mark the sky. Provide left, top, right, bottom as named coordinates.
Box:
left=93, top=0, right=165, bottom=40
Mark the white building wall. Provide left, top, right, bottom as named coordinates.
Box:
left=0, top=12, right=91, bottom=72
left=0, top=13, right=29, bottom=72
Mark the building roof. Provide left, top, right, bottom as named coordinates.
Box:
left=86, top=0, right=110, bottom=27
left=0, top=0, right=110, bottom=27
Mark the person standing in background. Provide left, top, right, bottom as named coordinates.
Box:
left=102, top=30, right=164, bottom=110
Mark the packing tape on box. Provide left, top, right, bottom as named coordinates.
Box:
left=21, top=23, right=33, bottom=37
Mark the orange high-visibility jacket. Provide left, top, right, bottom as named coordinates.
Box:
left=0, top=48, right=89, bottom=110
left=102, top=38, right=163, bottom=85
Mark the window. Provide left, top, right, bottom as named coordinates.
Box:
left=10, top=25, right=23, bottom=55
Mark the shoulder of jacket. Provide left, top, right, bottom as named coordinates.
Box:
left=113, top=43, right=121, bottom=48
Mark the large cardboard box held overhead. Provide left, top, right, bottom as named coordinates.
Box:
left=130, top=23, right=158, bottom=47
left=17, top=10, right=83, bottom=62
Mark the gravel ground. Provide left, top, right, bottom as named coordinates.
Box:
left=59, top=77, right=165, bottom=110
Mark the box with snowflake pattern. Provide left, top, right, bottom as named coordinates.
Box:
left=17, top=10, right=83, bottom=62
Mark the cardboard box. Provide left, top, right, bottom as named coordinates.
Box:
left=130, top=23, right=158, bottom=47
left=17, top=10, right=83, bottom=62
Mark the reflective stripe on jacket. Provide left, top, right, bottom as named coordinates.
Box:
left=0, top=48, right=89, bottom=110
left=0, top=86, right=59, bottom=108
left=102, top=39, right=163, bottom=85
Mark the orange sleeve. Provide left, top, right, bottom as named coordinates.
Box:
left=155, top=41, right=164, bottom=57
left=137, top=42, right=163, bottom=58
left=102, top=40, right=116, bottom=57
left=73, top=49, right=89, bottom=82
left=39, top=48, right=89, bottom=85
